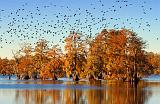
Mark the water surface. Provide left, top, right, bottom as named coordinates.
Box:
left=0, top=75, right=160, bottom=104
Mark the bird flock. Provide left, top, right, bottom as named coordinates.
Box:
left=0, top=0, right=159, bottom=49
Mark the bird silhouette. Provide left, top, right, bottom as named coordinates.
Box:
left=0, top=0, right=158, bottom=49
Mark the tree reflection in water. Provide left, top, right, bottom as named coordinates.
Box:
left=105, top=81, right=152, bottom=104
left=14, top=81, right=152, bottom=104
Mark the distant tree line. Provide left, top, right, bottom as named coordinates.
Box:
left=0, top=29, right=160, bottom=81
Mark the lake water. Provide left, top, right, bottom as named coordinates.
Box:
left=0, top=75, right=160, bottom=104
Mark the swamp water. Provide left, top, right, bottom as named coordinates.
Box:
left=0, top=75, right=160, bottom=104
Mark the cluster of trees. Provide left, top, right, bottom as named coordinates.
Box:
left=0, top=28, right=160, bottom=81
left=1, top=39, right=64, bottom=80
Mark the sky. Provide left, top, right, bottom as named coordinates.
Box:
left=0, top=0, right=160, bottom=59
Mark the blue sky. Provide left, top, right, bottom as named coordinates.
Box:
left=0, top=0, right=160, bottom=59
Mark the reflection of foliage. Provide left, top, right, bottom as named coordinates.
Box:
left=14, top=81, right=152, bottom=104
left=106, top=81, right=152, bottom=104
left=15, top=89, right=61, bottom=104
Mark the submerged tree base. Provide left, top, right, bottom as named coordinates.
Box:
left=73, top=74, right=80, bottom=81
left=23, top=75, right=30, bottom=80
left=124, top=77, right=140, bottom=83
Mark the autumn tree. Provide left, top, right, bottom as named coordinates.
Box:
left=0, top=58, right=16, bottom=79
left=33, top=39, right=49, bottom=79
left=17, top=56, right=34, bottom=79
left=64, top=31, right=87, bottom=80
left=86, top=28, right=148, bottom=81
left=0, top=58, right=2, bottom=74
left=85, top=30, right=108, bottom=80
left=40, top=45, right=64, bottom=80
left=121, top=29, right=147, bottom=81
left=12, top=50, right=23, bottom=79
left=12, top=42, right=35, bottom=79
left=146, top=52, right=160, bottom=74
